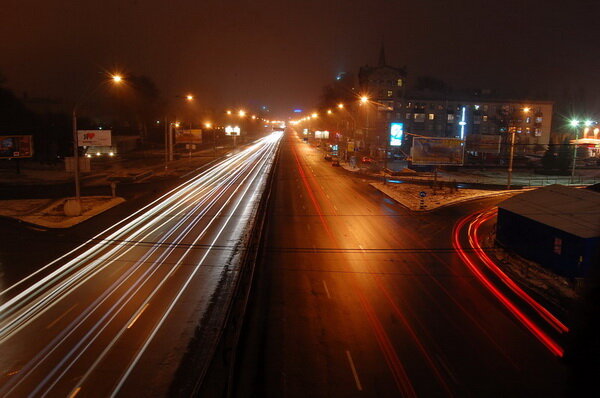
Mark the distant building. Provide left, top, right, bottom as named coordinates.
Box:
left=496, top=185, right=600, bottom=278
left=355, top=48, right=554, bottom=157
left=398, top=94, right=554, bottom=156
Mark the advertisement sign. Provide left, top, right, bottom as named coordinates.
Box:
left=314, top=130, right=329, bottom=139
left=0, top=135, right=34, bottom=158
left=77, top=130, right=112, bottom=147
left=466, top=134, right=501, bottom=154
left=390, top=123, right=403, bottom=146
left=411, top=137, right=464, bottom=165
left=347, top=141, right=355, bottom=152
left=176, top=129, right=203, bottom=144
left=225, top=126, right=241, bottom=136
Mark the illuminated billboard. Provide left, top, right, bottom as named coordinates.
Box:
left=77, top=130, right=111, bottom=147
left=225, top=126, right=241, bottom=136
left=390, top=123, right=403, bottom=146
left=315, top=130, right=329, bottom=139
left=411, top=137, right=464, bottom=165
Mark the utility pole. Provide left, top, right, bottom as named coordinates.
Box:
left=571, top=127, right=579, bottom=181
left=164, top=116, right=169, bottom=169
left=72, top=110, right=81, bottom=201
left=507, top=129, right=516, bottom=189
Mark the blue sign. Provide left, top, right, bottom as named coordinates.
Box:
left=293, top=109, right=303, bottom=113
left=390, top=122, right=403, bottom=146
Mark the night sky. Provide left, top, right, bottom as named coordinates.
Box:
left=1, top=0, right=598, bottom=116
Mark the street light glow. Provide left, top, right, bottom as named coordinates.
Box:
left=239, top=110, right=246, bottom=117
left=186, top=94, right=194, bottom=101
left=570, top=119, right=579, bottom=127
left=584, top=120, right=593, bottom=127
left=311, top=113, right=318, bottom=118
left=523, top=107, right=530, bottom=113
left=360, top=95, right=369, bottom=104
left=204, top=122, right=212, bottom=128
left=337, top=103, right=344, bottom=109
left=327, top=109, right=332, bottom=115
left=226, top=110, right=232, bottom=115
left=111, top=74, right=123, bottom=83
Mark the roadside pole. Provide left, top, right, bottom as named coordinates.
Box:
left=164, top=116, right=169, bottom=169
left=169, top=122, right=174, bottom=161
left=507, top=129, right=515, bottom=189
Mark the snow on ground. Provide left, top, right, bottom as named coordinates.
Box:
left=371, top=181, right=519, bottom=211
left=0, top=196, right=125, bottom=228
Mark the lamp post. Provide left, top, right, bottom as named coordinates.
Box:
left=69, top=73, right=123, bottom=216
left=506, top=107, right=529, bottom=189
left=165, top=94, right=194, bottom=168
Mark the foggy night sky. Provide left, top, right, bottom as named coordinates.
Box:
left=1, top=0, right=598, bottom=116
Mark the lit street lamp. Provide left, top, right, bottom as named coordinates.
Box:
left=69, top=73, right=123, bottom=216
left=506, top=107, right=530, bottom=189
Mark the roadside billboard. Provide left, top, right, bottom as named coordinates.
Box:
left=77, top=130, right=111, bottom=147
left=0, top=135, right=34, bottom=158
left=466, top=134, right=501, bottom=154
left=390, top=123, right=403, bottom=146
left=176, top=129, right=203, bottom=144
left=411, top=137, right=464, bottom=165
left=315, top=130, right=329, bottom=139
left=225, top=126, right=241, bottom=136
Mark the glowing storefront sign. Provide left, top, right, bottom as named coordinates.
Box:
left=390, top=122, right=403, bottom=146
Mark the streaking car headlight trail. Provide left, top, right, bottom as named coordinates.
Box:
left=0, top=131, right=283, bottom=398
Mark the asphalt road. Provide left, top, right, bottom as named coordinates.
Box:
left=0, top=132, right=282, bottom=397
left=235, top=132, right=566, bottom=397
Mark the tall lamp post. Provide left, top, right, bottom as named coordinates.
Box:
left=68, top=73, right=123, bottom=216
left=569, top=119, right=593, bottom=181
left=164, top=94, right=194, bottom=169
left=506, top=107, right=530, bottom=189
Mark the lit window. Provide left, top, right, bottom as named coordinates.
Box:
left=428, top=113, right=435, bottom=120
left=387, top=90, right=393, bottom=97
left=474, top=105, right=480, bottom=110
left=482, top=115, right=488, bottom=122
left=553, top=238, right=562, bottom=255
left=397, top=79, right=403, bottom=87
left=447, top=114, right=455, bottom=122
left=406, top=113, right=411, bottom=119
left=535, top=117, right=543, bottom=123
left=526, top=117, right=531, bottom=124
left=534, top=128, right=542, bottom=137
left=414, top=113, right=425, bottom=122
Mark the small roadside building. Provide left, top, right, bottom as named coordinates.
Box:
left=496, top=184, right=600, bottom=278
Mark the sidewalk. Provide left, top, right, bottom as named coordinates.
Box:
left=0, top=196, right=125, bottom=229
left=371, top=181, right=519, bottom=211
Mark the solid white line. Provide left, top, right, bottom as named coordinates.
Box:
left=346, top=350, right=363, bottom=391
left=322, top=280, right=331, bottom=299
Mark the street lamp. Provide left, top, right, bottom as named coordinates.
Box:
left=337, top=103, right=344, bottom=109
left=69, top=72, right=123, bottom=216
left=570, top=119, right=581, bottom=180
left=238, top=110, right=246, bottom=117
left=506, top=107, right=531, bottom=189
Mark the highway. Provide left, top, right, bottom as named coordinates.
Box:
left=0, top=132, right=282, bottom=397
left=236, top=131, right=566, bottom=397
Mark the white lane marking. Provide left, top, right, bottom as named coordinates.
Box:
left=346, top=350, right=363, bottom=391
left=358, top=245, right=366, bottom=253
left=322, top=280, right=331, bottom=299
left=127, top=303, right=149, bottom=329
left=46, top=303, right=78, bottom=330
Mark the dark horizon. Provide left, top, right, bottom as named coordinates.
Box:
left=2, top=0, right=599, bottom=117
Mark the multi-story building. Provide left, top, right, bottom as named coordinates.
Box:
left=398, top=93, right=553, bottom=155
